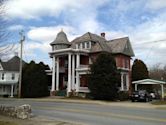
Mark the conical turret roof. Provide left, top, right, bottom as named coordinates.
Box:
left=50, top=30, right=71, bottom=46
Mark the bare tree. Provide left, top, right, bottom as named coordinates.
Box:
left=149, top=63, right=166, bottom=81
left=0, top=0, right=9, bottom=43
left=0, top=0, right=17, bottom=60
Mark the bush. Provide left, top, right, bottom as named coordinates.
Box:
left=118, top=91, right=129, bottom=101
left=21, top=61, right=49, bottom=98
left=88, top=52, right=120, bottom=100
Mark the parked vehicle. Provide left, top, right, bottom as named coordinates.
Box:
left=130, top=90, right=152, bottom=102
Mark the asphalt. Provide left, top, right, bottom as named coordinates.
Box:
left=7, top=96, right=166, bottom=109
left=0, top=97, right=166, bottom=125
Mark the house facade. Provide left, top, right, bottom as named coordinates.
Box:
left=0, top=56, right=22, bottom=97
left=49, top=31, right=134, bottom=96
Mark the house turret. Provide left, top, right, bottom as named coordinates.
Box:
left=50, top=30, right=71, bottom=51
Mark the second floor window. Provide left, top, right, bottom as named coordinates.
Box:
left=11, top=73, right=15, bottom=80
left=1, top=73, right=4, bottom=80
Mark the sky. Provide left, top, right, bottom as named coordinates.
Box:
left=1, top=0, right=166, bottom=68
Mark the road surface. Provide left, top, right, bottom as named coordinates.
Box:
left=0, top=98, right=166, bottom=125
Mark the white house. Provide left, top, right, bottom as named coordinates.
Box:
left=0, top=56, right=24, bottom=97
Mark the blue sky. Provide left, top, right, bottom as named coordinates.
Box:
left=2, top=0, right=166, bottom=68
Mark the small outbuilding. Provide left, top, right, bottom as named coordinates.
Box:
left=132, top=79, right=166, bottom=99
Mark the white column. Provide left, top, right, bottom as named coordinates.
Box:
left=135, top=84, right=138, bottom=91
left=126, top=74, right=129, bottom=91
left=72, top=55, right=75, bottom=90
left=161, top=84, right=164, bottom=99
left=67, top=53, right=72, bottom=93
left=76, top=54, right=80, bottom=92
left=121, top=73, right=124, bottom=91
left=51, top=56, right=56, bottom=92
left=56, top=57, right=59, bottom=91
left=10, top=84, right=14, bottom=97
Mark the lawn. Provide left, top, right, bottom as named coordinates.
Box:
left=0, top=121, right=17, bottom=125
left=151, top=100, right=166, bottom=105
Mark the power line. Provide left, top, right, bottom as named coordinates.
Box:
left=134, top=39, right=166, bottom=45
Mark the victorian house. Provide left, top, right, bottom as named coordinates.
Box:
left=49, top=30, right=134, bottom=96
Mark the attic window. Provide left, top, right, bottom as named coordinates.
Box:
left=125, top=44, right=128, bottom=49
left=76, top=42, right=91, bottom=49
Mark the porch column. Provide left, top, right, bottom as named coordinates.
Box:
left=121, top=73, right=124, bottom=91
left=135, top=84, right=138, bottom=91
left=67, top=53, right=72, bottom=95
left=56, top=57, right=59, bottom=91
left=72, top=55, right=75, bottom=90
left=51, top=56, right=56, bottom=92
left=161, top=84, right=164, bottom=99
left=10, top=84, right=14, bottom=97
left=76, top=54, right=80, bottom=92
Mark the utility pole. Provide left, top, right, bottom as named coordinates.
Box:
left=18, top=31, right=25, bottom=98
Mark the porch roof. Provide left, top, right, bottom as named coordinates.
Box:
left=132, top=79, right=166, bottom=85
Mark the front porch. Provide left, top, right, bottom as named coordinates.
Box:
left=50, top=48, right=90, bottom=97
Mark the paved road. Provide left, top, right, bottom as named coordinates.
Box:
left=0, top=98, right=166, bottom=125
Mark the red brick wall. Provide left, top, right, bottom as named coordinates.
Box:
left=114, top=54, right=131, bottom=69
left=80, top=55, right=89, bottom=65
left=59, top=57, right=65, bottom=67
left=80, top=74, right=88, bottom=87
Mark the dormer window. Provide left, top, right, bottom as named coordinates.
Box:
left=82, top=42, right=85, bottom=48
left=86, top=42, right=90, bottom=49
left=76, top=41, right=91, bottom=49
left=76, top=44, right=78, bottom=49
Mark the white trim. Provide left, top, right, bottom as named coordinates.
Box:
left=56, top=57, right=59, bottom=91
left=79, top=87, right=90, bottom=93
left=10, top=84, right=14, bottom=97
left=76, top=54, right=80, bottom=92
left=132, top=79, right=166, bottom=84
left=67, top=53, right=72, bottom=93
left=49, top=48, right=89, bottom=55
left=51, top=56, right=56, bottom=91
left=161, top=84, right=164, bottom=99
left=72, top=55, right=75, bottom=90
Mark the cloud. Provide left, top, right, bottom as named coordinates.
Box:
left=27, top=25, right=77, bottom=42
left=127, top=12, right=166, bottom=66
left=8, top=25, right=25, bottom=31
left=4, top=0, right=166, bottom=67
left=5, top=0, right=109, bottom=20
left=146, top=0, right=166, bottom=10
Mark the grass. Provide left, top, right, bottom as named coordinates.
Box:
left=0, top=121, right=17, bottom=125
left=151, top=100, right=166, bottom=105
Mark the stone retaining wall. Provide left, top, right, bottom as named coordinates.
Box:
left=0, top=104, right=32, bottom=119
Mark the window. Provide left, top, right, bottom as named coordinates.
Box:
left=2, top=86, right=5, bottom=92
left=76, top=44, right=78, bottom=49
left=11, top=73, right=15, bottom=80
left=1, top=73, right=4, bottom=80
left=122, top=74, right=128, bottom=91
left=80, top=75, right=88, bottom=87
left=125, top=59, right=129, bottom=68
left=86, top=42, right=88, bottom=49
left=123, top=58, right=129, bottom=69
left=82, top=42, right=85, bottom=48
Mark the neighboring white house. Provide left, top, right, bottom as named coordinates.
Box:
left=0, top=56, right=24, bottom=97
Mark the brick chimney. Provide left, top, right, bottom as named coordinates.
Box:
left=101, top=32, right=105, bottom=38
